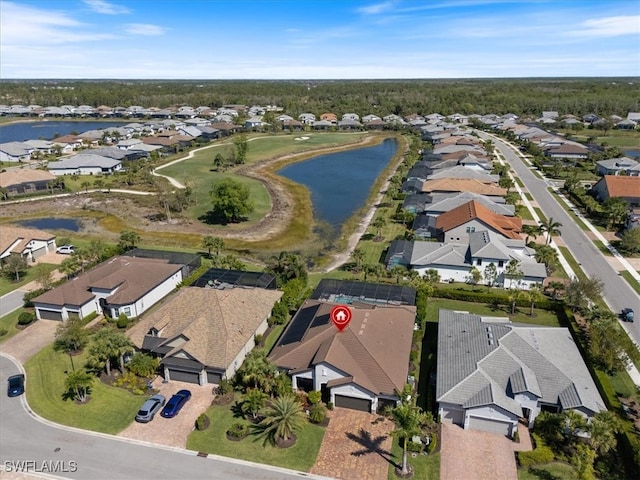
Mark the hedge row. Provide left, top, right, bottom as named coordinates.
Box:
left=517, top=434, right=554, bottom=468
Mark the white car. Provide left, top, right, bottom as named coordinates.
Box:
left=56, top=245, right=74, bottom=254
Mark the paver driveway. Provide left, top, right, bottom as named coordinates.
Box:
left=0, top=319, right=59, bottom=363
left=118, top=378, right=214, bottom=448
left=440, top=422, right=532, bottom=480
left=310, top=407, right=394, bottom=480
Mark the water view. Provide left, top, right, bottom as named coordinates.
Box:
left=19, top=218, right=81, bottom=232
left=278, top=138, right=398, bottom=227
left=0, top=121, right=128, bottom=143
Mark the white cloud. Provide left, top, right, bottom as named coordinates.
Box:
left=357, top=1, right=397, bottom=15
left=124, top=23, right=167, bottom=36
left=566, top=15, right=640, bottom=37
left=0, top=1, right=115, bottom=45
left=82, top=0, right=130, bottom=15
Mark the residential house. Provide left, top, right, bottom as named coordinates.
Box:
left=434, top=200, right=522, bottom=243
left=0, top=226, right=56, bottom=262
left=269, top=299, right=416, bottom=413
left=0, top=142, right=33, bottom=162
left=591, top=175, right=640, bottom=206
left=544, top=143, right=589, bottom=160
left=0, top=169, right=57, bottom=197
left=421, top=178, right=507, bottom=197
left=596, top=157, right=640, bottom=176
left=320, top=113, right=338, bottom=124
left=128, top=286, right=283, bottom=385
left=436, top=310, right=605, bottom=437
left=298, top=113, right=316, bottom=125
left=47, top=154, right=122, bottom=176
left=32, top=256, right=184, bottom=321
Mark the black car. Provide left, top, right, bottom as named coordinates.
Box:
left=7, top=374, right=25, bottom=397
left=621, top=308, right=635, bottom=323
left=160, top=390, right=191, bottom=418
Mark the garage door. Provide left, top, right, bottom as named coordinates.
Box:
left=334, top=395, right=372, bottom=412
left=206, top=371, right=222, bottom=384
left=468, top=416, right=512, bottom=436
left=38, top=309, right=63, bottom=321
left=168, top=369, right=200, bottom=384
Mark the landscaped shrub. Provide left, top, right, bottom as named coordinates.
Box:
left=216, top=378, right=233, bottom=395
left=0, top=328, right=8, bottom=337
left=307, top=390, right=322, bottom=405
left=427, top=434, right=437, bottom=454
left=407, top=440, right=422, bottom=453
left=226, top=422, right=249, bottom=438
left=112, top=371, right=147, bottom=395
left=195, top=413, right=210, bottom=431
left=254, top=333, right=263, bottom=346
left=82, top=311, right=98, bottom=323
left=326, top=401, right=334, bottom=410
left=18, top=311, right=36, bottom=325
left=116, top=313, right=128, bottom=329
left=23, top=288, right=48, bottom=308
left=517, top=434, right=555, bottom=468
left=308, top=403, right=327, bottom=424
left=432, top=287, right=558, bottom=310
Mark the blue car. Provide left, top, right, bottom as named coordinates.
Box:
left=7, top=374, right=25, bottom=397
left=160, top=389, right=191, bottom=418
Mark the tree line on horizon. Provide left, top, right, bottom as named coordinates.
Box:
left=1, top=78, right=638, bottom=118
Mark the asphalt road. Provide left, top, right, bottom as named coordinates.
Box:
left=0, top=356, right=330, bottom=480
left=480, top=132, right=640, bottom=345
left=0, top=289, right=27, bottom=317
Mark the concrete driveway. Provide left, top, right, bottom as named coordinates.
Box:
left=440, top=422, right=532, bottom=480
left=118, top=378, right=214, bottom=448
left=310, top=407, right=394, bottom=480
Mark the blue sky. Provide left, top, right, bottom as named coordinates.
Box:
left=1, top=0, right=639, bottom=79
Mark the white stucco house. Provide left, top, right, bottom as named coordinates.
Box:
left=32, top=256, right=184, bottom=321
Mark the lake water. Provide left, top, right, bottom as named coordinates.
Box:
left=625, top=150, right=639, bottom=159
left=0, top=121, right=127, bottom=143
left=19, top=218, right=81, bottom=232
left=278, top=138, right=398, bottom=227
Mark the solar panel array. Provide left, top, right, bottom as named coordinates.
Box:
left=192, top=268, right=277, bottom=289
left=310, top=279, right=416, bottom=306
left=279, top=303, right=321, bottom=345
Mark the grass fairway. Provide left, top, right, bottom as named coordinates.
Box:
left=25, top=345, right=141, bottom=434
left=187, top=397, right=325, bottom=472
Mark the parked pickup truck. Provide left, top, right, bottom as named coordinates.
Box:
left=621, top=308, right=635, bottom=322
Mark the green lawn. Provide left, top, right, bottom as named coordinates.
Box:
left=558, top=246, right=586, bottom=281
left=0, top=263, right=57, bottom=296
left=0, top=309, right=26, bottom=343
left=518, top=462, right=577, bottom=480
left=387, top=438, right=440, bottom=480
left=263, top=323, right=285, bottom=354
left=620, top=270, right=640, bottom=295
left=25, top=345, right=142, bottom=434
left=426, top=297, right=562, bottom=327
left=186, top=396, right=325, bottom=472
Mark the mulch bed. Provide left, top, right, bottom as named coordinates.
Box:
left=275, top=434, right=297, bottom=449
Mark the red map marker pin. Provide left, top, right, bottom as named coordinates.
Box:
left=330, top=305, right=352, bottom=332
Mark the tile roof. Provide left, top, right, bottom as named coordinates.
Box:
left=0, top=226, right=55, bottom=256
left=421, top=178, right=507, bottom=196
left=269, top=300, right=416, bottom=396
left=0, top=169, right=56, bottom=188
left=33, top=256, right=182, bottom=308
left=436, top=310, right=605, bottom=417
left=435, top=200, right=522, bottom=239
left=602, top=175, right=640, bottom=198
left=128, top=287, right=282, bottom=369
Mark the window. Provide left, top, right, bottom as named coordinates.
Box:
left=476, top=259, right=482, bottom=266
left=123, top=306, right=131, bottom=316
left=498, top=260, right=504, bottom=267
left=466, top=226, right=476, bottom=233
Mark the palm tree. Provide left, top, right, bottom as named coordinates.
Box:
left=534, top=245, right=559, bottom=274
left=118, top=230, right=140, bottom=251
left=588, top=410, right=623, bottom=456
left=202, top=235, right=224, bottom=258
left=522, top=224, right=543, bottom=245
left=64, top=370, right=94, bottom=402
left=546, top=280, right=565, bottom=299
left=539, top=217, right=562, bottom=245
left=351, top=248, right=365, bottom=273
left=483, top=263, right=498, bottom=288
left=257, top=395, right=306, bottom=446
left=527, top=284, right=544, bottom=316
left=602, top=197, right=629, bottom=230
left=371, top=217, right=386, bottom=241
left=389, top=400, right=425, bottom=476
left=266, top=251, right=308, bottom=285
left=242, top=389, right=268, bottom=420
left=504, top=259, right=523, bottom=289
left=88, top=327, right=133, bottom=376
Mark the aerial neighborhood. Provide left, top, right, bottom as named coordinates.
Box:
left=1, top=88, right=639, bottom=480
